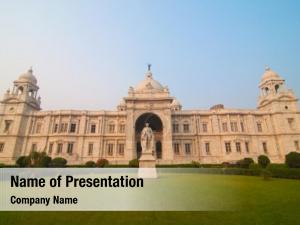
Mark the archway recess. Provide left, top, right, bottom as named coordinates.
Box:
left=135, top=112, right=163, bottom=159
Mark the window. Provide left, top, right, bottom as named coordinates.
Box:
left=225, top=142, right=231, bottom=154
left=88, top=143, right=93, bottom=156
left=57, top=143, right=63, bottom=154
left=90, top=124, right=96, bottom=133
left=245, top=142, right=250, bottom=153
left=274, top=84, right=279, bottom=93
left=230, top=122, right=238, bottom=132
left=174, top=143, right=180, bottom=155
left=59, top=123, right=63, bottom=132
left=67, top=143, right=73, bottom=155
left=236, top=142, right=241, bottom=153
left=35, top=123, right=42, bottom=134
left=109, top=124, right=115, bottom=133
left=118, top=143, right=125, bottom=156
left=222, top=122, right=228, bottom=132
left=119, top=124, right=125, bottom=133
left=183, top=124, right=190, bottom=133
left=0, top=143, right=4, bottom=153
left=70, top=123, right=76, bottom=133
left=262, top=142, right=268, bottom=154
left=205, top=142, right=210, bottom=155
left=288, top=118, right=295, bottom=130
left=107, top=143, right=114, bottom=156
left=294, top=141, right=299, bottom=151
left=31, top=143, right=37, bottom=152
left=257, top=122, right=262, bottom=132
left=48, top=143, right=53, bottom=154
left=53, top=124, right=59, bottom=133
left=202, top=123, right=208, bottom=132
left=240, top=122, right=245, bottom=132
left=173, top=124, right=179, bottom=133
left=4, top=120, right=12, bottom=132
left=185, top=143, right=191, bottom=155
left=60, top=123, right=68, bottom=133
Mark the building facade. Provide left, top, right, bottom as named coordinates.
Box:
left=0, top=67, right=299, bottom=165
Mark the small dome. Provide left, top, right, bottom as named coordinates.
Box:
left=119, top=98, right=126, bottom=106
left=171, top=98, right=181, bottom=106
left=261, top=67, right=283, bottom=83
left=18, top=68, right=37, bottom=84
left=135, top=71, right=164, bottom=91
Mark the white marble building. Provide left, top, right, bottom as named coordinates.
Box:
left=0, top=67, right=299, bottom=165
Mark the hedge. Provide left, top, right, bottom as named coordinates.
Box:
left=267, top=167, right=300, bottom=179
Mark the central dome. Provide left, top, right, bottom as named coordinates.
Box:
left=135, top=71, right=164, bottom=91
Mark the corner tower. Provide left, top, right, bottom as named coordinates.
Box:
left=0, top=68, right=41, bottom=163
left=257, top=67, right=298, bottom=111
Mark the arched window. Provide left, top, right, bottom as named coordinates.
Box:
left=264, top=87, right=269, bottom=95
left=17, top=86, right=23, bottom=95
left=275, top=84, right=280, bottom=93
left=29, top=90, right=35, bottom=97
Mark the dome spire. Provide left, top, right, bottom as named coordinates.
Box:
left=265, top=65, right=270, bottom=71
left=145, top=63, right=153, bottom=78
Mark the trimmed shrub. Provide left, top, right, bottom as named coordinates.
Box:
left=85, top=161, right=96, bottom=167
left=191, top=161, right=201, bottom=167
left=51, top=157, right=67, bottom=167
left=107, top=165, right=128, bottom=168
left=237, top=158, right=254, bottom=169
left=267, top=164, right=286, bottom=169
left=129, top=159, right=139, bottom=168
left=261, top=169, right=272, bottom=180
left=200, top=164, right=223, bottom=168
left=258, top=155, right=270, bottom=168
left=16, top=156, right=30, bottom=167
left=0, top=163, right=5, bottom=168
left=96, top=158, right=109, bottom=168
left=156, top=164, right=198, bottom=168
left=285, top=152, right=300, bottom=168
left=222, top=168, right=261, bottom=176
left=249, top=163, right=261, bottom=170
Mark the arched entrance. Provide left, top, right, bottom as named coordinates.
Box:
left=135, top=113, right=163, bottom=159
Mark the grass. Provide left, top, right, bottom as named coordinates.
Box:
left=1, top=174, right=300, bottom=225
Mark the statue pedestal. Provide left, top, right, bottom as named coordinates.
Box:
left=138, top=153, right=157, bottom=178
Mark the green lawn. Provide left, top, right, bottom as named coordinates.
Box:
left=1, top=175, right=300, bottom=225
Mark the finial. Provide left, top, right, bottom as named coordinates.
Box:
left=265, top=65, right=270, bottom=71
left=147, top=63, right=151, bottom=71
left=28, top=66, right=33, bottom=73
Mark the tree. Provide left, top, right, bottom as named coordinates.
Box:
left=16, top=156, right=30, bottom=167
left=285, top=152, right=300, bottom=168
left=258, top=155, right=270, bottom=168
left=29, top=151, right=51, bottom=167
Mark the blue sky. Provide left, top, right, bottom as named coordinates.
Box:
left=0, top=0, right=299, bottom=110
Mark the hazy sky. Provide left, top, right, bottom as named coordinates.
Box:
left=0, top=0, right=299, bottom=110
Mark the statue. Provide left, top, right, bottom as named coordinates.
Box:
left=138, top=122, right=157, bottom=178
left=141, top=123, right=154, bottom=154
